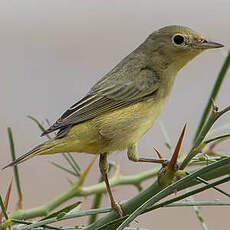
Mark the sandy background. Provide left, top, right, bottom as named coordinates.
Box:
left=1, top=0, right=230, bottom=229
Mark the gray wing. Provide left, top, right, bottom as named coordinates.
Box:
left=41, top=67, right=160, bottom=138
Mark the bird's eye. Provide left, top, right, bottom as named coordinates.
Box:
left=172, top=34, right=185, bottom=45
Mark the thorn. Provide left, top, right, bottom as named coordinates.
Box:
left=157, top=167, right=166, bottom=185
left=16, top=193, right=23, bottom=210
left=153, top=147, right=163, bottom=159
left=66, top=177, right=74, bottom=185
left=79, top=156, right=97, bottom=186
left=136, top=184, right=143, bottom=192
left=211, top=98, right=219, bottom=114
left=45, top=119, right=51, bottom=126
left=168, top=124, right=186, bottom=171
left=113, top=164, right=120, bottom=177
left=0, top=178, right=13, bottom=223
left=173, top=189, right=178, bottom=196
left=209, top=143, right=216, bottom=151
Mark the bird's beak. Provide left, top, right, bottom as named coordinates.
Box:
left=197, top=40, right=224, bottom=49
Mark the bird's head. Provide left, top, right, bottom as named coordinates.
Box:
left=145, top=25, right=224, bottom=71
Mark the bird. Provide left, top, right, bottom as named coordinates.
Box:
left=3, top=25, right=223, bottom=216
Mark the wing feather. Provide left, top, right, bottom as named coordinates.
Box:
left=41, top=67, right=160, bottom=137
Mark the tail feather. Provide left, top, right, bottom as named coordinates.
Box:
left=3, top=135, right=80, bottom=170
left=2, top=143, right=50, bottom=169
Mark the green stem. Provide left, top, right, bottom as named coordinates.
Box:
left=27, top=115, right=51, bottom=139
left=10, top=200, right=230, bottom=230
left=5, top=157, right=230, bottom=228
left=63, top=154, right=80, bottom=176
left=187, top=196, right=209, bottom=230
left=0, top=194, right=8, bottom=221
left=195, top=176, right=230, bottom=197
left=50, top=161, right=78, bottom=176
left=11, top=199, right=230, bottom=230
left=204, top=133, right=230, bottom=144
left=6, top=168, right=230, bottom=230
left=84, top=158, right=230, bottom=230
left=68, top=154, right=81, bottom=173
left=9, top=181, right=82, bottom=220
left=8, top=169, right=159, bottom=220
left=144, top=175, right=230, bottom=213
left=7, top=128, right=22, bottom=206
left=180, top=105, right=230, bottom=169
left=89, top=175, right=104, bottom=224
left=166, top=200, right=230, bottom=207
left=193, top=51, right=230, bottom=144
left=11, top=219, right=67, bottom=230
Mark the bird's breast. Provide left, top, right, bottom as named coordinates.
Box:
left=94, top=96, right=168, bottom=152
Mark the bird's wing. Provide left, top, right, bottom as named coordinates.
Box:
left=41, top=67, right=160, bottom=137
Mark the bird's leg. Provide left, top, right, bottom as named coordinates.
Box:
left=127, top=143, right=168, bottom=166
left=99, top=153, right=123, bottom=217
left=127, top=143, right=173, bottom=185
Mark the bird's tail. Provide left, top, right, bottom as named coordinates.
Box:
left=3, top=140, right=57, bottom=169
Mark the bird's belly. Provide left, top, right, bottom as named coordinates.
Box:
left=94, top=98, right=167, bottom=152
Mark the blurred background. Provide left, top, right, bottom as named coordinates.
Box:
left=1, top=0, right=230, bottom=229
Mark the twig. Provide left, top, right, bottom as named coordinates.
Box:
left=193, top=51, right=230, bottom=143
left=180, top=105, right=230, bottom=169
left=8, top=128, right=23, bottom=209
